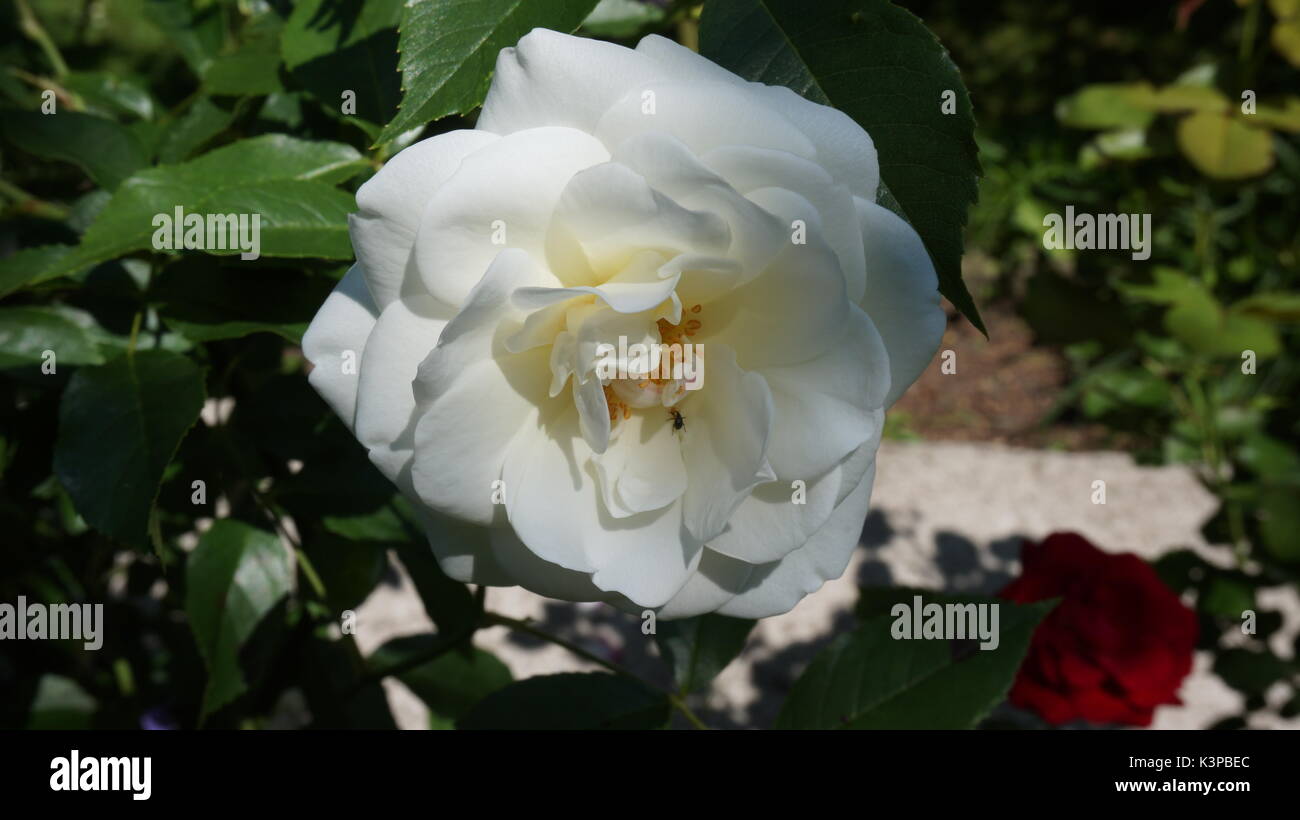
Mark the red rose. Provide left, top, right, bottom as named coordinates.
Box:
left=998, top=532, right=1197, bottom=727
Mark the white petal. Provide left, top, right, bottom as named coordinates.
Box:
left=707, top=426, right=878, bottom=564
left=487, top=526, right=614, bottom=603
left=702, top=144, right=866, bottom=302
left=704, top=231, right=849, bottom=368
left=410, top=250, right=553, bottom=525
left=592, top=410, right=688, bottom=517
left=412, top=126, right=609, bottom=307
left=503, top=407, right=703, bottom=607
left=757, top=305, right=889, bottom=479
left=856, top=198, right=946, bottom=407
left=609, top=133, right=787, bottom=278
left=479, top=28, right=665, bottom=136
left=679, top=344, right=774, bottom=542
left=551, top=162, right=730, bottom=273
left=654, top=548, right=754, bottom=620
left=354, top=294, right=454, bottom=481
left=514, top=249, right=682, bottom=316
left=409, top=504, right=516, bottom=587
left=302, top=265, right=379, bottom=431
left=717, top=458, right=877, bottom=619
left=572, top=372, right=611, bottom=455
left=595, top=80, right=815, bottom=163
left=351, top=130, right=499, bottom=309
left=635, top=34, right=880, bottom=198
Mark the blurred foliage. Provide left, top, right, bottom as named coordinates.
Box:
left=908, top=0, right=1300, bottom=722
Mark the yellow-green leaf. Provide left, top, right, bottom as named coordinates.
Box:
left=1176, top=111, right=1274, bottom=178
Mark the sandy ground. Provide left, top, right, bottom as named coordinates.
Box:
left=353, top=440, right=1300, bottom=730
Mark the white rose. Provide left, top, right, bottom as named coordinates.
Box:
left=303, top=29, right=945, bottom=619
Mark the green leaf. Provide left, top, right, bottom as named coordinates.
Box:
left=282, top=0, right=404, bottom=128
left=378, top=0, right=601, bottom=144
left=1272, top=20, right=1300, bottom=68
left=776, top=597, right=1054, bottom=729
left=1247, top=98, right=1300, bottom=133
left=1237, top=433, right=1300, bottom=480
left=64, top=71, right=157, bottom=120
left=0, top=246, right=80, bottom=297
left=1, top=111, right=147, bottom=190
left=152, top=259, right=337, bottom=343
left=369, top=635, right=513, bottom=725
left=0, top=306, right=105, bottom=367
left=26, top=675, right=97, bottom=730
left=53, top=351, right=206, bottom=547
left=1258, top=488, right=1300, bottom=562
left=205, top=48, right=283, bottom=97
left=156, top=97, right=238, bottom=163
left=144, top=0, right=225, bottom=77
left=1176, top=111, right=1274, bottom=179
left=202, top=180, right=358, bottom=258
left=44, top=135, right=366, bottom=280
left=655, top=614, right=754, bottom=694
left=700, top=0, right=984, bottom=333
left=1200, top=575, right=1255, bottom=618
left=1213, top=647, right=1292, bottom=695
left=1233, top=291, right=1300, bottom=323
left=186, top=520, right=294, bottom=718
left=458, top=672, right=670, bottom=729
left=1124, top=269, right=1282, bottom=358
left=300, top=529, right=387, bottom=613
left=299, top=632, right=397, bottom=728
left=1055, top=83, right=1158, bottom=130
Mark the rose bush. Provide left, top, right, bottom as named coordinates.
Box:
left=303, top=29, right=945, bottom=618
left=999, top=532, right=1198, bottom=726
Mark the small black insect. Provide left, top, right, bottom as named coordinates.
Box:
left=669, top=408, right=685, bottom=432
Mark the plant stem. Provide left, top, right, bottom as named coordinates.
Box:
left=0, top=177, right=69, bottom=221
left=668, top=694, right=710, bottom=730
left=126, top=311, right=143, bottom=356
left=15, top=0, right=69, bottom=78
left=481, top=611, right=634, bottom=677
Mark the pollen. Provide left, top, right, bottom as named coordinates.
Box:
left=603, top=383, right=632, bottom=423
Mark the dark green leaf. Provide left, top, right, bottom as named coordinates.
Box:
left=44, top=135, right=365, bottom=279
left=144, top=0, right=225, bottom=76
left=205, top=49, right=283, bottom=97
left=64, top=71, right=157, bottom=120
left=370, top=635, right=513, bottom=725
left=0, top=306, right=105, bottom=367
left=282, top=0, right=404, bottom=128
left=301, top=529, right=387, bottom=613
left=53, top=351, right=206, bottom=546
left=700, top=0, right=984, bottom=332
left=152, top=259, right=337, bottom=343
left=1, top=111, right=147, bottom=189
left=1213, top=647, right=1293, bottom=696
left=156, top=97, right=238, bottom=164
left=655, top=614, right=754, bottom=694
left=378, top=0, right=601, bottom=143
left=1258, top=488, right=1300, bottom=562
left=458, top=672, right=670, bottom=729
left=186, top=520, right=294, bottom=718
left=776, top=597, right=1054, bottom=729
left=25, top=675, right=97, bottom=730
left=0, top=246, right=78, bottom=297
